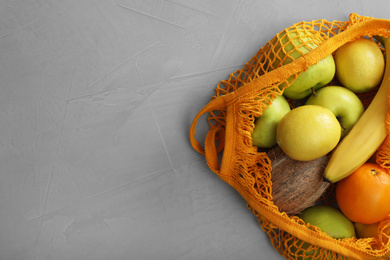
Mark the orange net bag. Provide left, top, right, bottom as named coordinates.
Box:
left=189, top=13, right=390, bottom=259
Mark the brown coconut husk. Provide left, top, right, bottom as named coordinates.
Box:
left=267, top=145, right=331, bottom=215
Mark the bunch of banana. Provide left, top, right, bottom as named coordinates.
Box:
left=324, top=36, right=390, bottom=183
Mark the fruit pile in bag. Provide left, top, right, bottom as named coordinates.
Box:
left=252, top=21, right=390, bottom=259
left=189, top=14, right=390, bottom=259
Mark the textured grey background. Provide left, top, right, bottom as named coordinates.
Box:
left=1, top=1, right=390, bottom=259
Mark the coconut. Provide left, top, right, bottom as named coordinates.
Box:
left=267, top=145, right=330, bottom=215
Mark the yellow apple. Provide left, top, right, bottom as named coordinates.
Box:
left=335, top=38, right=385, bottom=93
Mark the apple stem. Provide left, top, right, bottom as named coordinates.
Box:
left=339, top=122, right=347, bottom=131
left=311, top=87, right=317, bottom=97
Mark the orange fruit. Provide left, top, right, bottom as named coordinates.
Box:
left=336, top=163, right=390, bottom=224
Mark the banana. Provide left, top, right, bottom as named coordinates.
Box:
left=324, top=36, right=390, bottom=183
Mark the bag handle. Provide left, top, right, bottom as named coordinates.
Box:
left=189, top=95, right=228, bottom=155
left=204, top=126, right=225, bottom=174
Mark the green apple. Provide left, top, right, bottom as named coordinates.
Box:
left=252, top=95, right=291, bottom=148
left=305, top=86, right=365, bottom=138
left=300, top=204, right=355, bottom=239
left=270, top=29, right=336, bottom=100
left=289, top=204, right=354, bottom=259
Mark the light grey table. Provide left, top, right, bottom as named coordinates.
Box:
left=1, top=1, right=389, bottom=259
